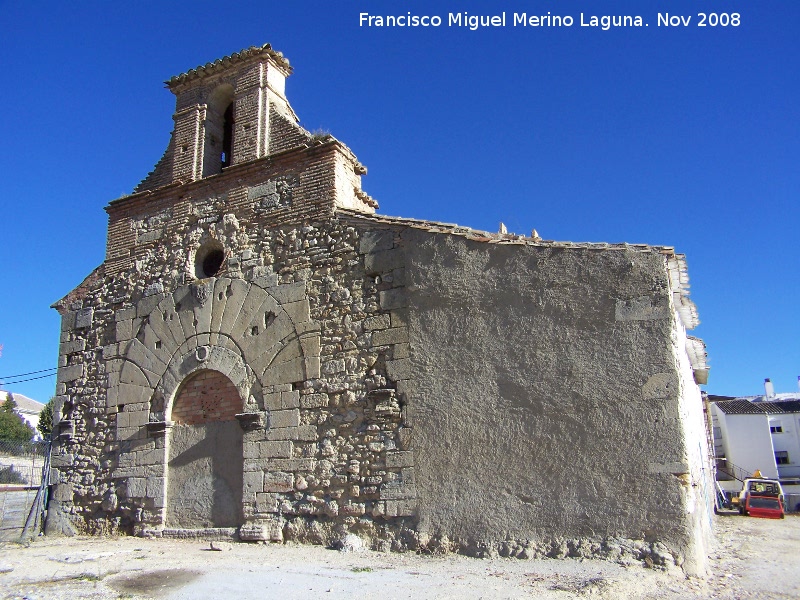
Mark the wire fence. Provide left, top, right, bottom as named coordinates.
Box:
left=0, top=438, right=52, bottom=542
left=0, top=438, right=50, bottom=487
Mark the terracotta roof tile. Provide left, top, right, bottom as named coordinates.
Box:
left=167, top=44, right=291, bottom=88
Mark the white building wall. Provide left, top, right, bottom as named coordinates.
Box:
left=712, top=407, right=778, bottom=480
left=672, top=311, right=715, bottom=574
left=769, top=415, right=800, bottom=479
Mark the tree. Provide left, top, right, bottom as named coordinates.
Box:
left=0, top=394, right=35, bottom=442
left=37, top=397, right=55, bottom=438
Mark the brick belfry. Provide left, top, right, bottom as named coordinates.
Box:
left=51, top=44, right=714, bottom=575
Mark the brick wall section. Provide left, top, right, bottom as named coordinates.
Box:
left=171, top=370, right=242, bottom=425
left=268, top=109, right=312, bottom=154
left=104, top=142, right=359, bottom=277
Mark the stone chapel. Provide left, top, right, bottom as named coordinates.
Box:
left=50, top=44, right=714, bottom=574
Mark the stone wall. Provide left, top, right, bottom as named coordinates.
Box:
left=52, top=204, right=418, bottom=547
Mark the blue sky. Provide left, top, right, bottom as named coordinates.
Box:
left=0, top=1, right=797, bottom=402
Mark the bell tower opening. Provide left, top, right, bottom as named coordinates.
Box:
left=202, top=84, right=235, bottom=177
left=221, top=102, right=234, bottom=169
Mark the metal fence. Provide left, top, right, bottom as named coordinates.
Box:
left=0, top=438, right=50, bottom=487
left=0, top=438, right=51, bottom=541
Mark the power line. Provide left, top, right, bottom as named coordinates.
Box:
left=0, top=367, right=57, bottom=379
left=0, top=372, right=58, bottom=385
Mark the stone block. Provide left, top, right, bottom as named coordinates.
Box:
left=52, top=483, right=73, bottom=502
left=50, top=454, right=75, bottom=467
left=281, top=390, right=300, bottom=409
left=146, top=476, right=165, bottom=497
left=401, top=404, right=414, bottom=427
left=283, top=299, right=311, bottom=323
left=240, top=522, right=273, bottom=540
left=118, top=383, right=151, bottom=406
left=372, top=327, right=409, bottom=346
left=380, top=483, right=417, bottom=501
left=271, top=281, right=307, bottom=304
left=58, top=364, right=84, bottom=384
left=379, top=289, right=408, bottom=311
left=321, top=358, right=346, bottom=375
left=296, top=425, right=318, bottom=441
left=263, top=392, right=282, bottom=411
left=265, top=458, right=316, bottom=472
left=401, top=467, right=416, bottom=484
left=252, top=270, right=279, bottom=287
left=61, top=339, right=87, bottom=354
left=137, top=292, right=167, bottom=317
left=61, top=311, right=77, bottom=332
left=127, top=477, right=147, bottom=498
left=270, top=409, right=300, bottom=429
left=243, top=470, right=264, bottom=497
left=397, top=427, right=413, bottom=450
left=75, top=307, right=94, bottom=329
left=363, top=314, right=391, bottom=331
left=267, top=358, right=305, bottom=385
left=392, top=268, right=406, bottom=286
left=386, top=451, right=414, bottom=469
left=265, top=427, right=299, bottom=441
left=254, top=494, right=280, bottom=514
left=263, top=471, right=294, bottom=493
left=243, top=442, right=260, bottom=459
left=296, top=320, right=321, bottom=335
left=128, top=410, right=149, bottom=427
left=115, top=307, right=137, bottom=322
left=304, top=357, right=321, bottom=378
left=258, top=441, right=292, bottom=458
left=125, top=340, right=166, bottom=374
left=365, top=249, right=403, bottom=274
left=359, top=230, right=394, bottom=254
left=385, top=499, right=417, bottom=517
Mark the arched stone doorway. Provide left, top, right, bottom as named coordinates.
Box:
left=166, top=369, right=244, bottom=528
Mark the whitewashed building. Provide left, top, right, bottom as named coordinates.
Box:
left=1, top=391, right=45, bottom=435
left=710, top=378, right=800, bottom=509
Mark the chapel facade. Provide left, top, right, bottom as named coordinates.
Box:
left=51, top=45, right=714, bottom=574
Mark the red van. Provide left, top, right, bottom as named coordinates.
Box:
left=744, top=494, right=785, bottom=519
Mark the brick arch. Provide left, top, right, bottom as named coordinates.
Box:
left=153, top=341, right=256, bottom=423
left=171, top=370, right=242, bottom=425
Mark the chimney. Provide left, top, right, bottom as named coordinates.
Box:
left=764, top=378, right=776, bottom=400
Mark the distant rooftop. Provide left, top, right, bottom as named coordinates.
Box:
left=1, top=391, right=45, bottom=414
left=711, top=397, right=800, bottom=415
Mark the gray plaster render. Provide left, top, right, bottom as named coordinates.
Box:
left=399, top=230, right=712, bottom=573
left=167, top=421, right=244, bottom=528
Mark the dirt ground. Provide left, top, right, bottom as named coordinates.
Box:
left=1, top=514, right=798, bottom=599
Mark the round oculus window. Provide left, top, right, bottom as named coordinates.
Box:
left=195, top=244, right=225, bottom=279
